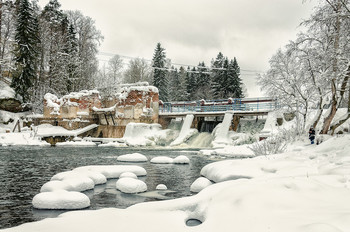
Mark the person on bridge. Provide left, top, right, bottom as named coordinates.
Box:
left=308, top=126, right=315, bottom=144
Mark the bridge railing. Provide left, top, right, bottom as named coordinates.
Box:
left=159, top=98, right=279, bottom=114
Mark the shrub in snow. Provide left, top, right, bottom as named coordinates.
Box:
left=156, top=184, right=167, bottom=190
left=117, top=153, right=148, bottom=162
left=32, top=190, right=90, bottom=209
left=119, top=172, right=138, bottom=179
left=173, top=155, right=190, bottom=164
left=150, top=156, right=174, bottom=164
left=190, top=177, right=213, bottom=192
left=250, top=135, right=287, bottom=156
left=116, top=177, right=147, bottom=193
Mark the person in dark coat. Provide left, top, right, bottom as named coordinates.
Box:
left=309, top=126, right=315, bottom=144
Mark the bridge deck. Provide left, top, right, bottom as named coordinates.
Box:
left=159, top=98, right=278, bottom=118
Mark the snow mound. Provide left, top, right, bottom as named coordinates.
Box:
left=51, top=170, right=107, bottom=185
left=32, top=190, right=90, bottom=209
left=116, top=177, right=147, bottom=194
left=0, top=80, right=15, bottom=99
left=40, top=180, right=72, bottom=192
left=173, top=155, right=190, bottom=164
left=123, top=123, right=166, bottom=146
left=0, top=132, right=50, bottom=146
left=119, top=172, right=138, bottom=179
left=156, top=184, right=167, bottom=190
left=150, top=156, right=174, bottom=164
left=117, top=153, right=148, bottom=162
left=74, top=165, right=147, bottom=178
left=190, top=177, right=213, bottom=193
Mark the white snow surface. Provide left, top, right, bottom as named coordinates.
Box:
left=170, top=114, right=197, bottom=146
left=200, top=144, right=255, bottom=158
left=156, top=184, right=167, bottom=190
left=123, top=123, right=166, bottom=146
left=119, top=172, right=138, bottom=179
left=150, top=156, right=174, bottom=164
left=211, top=112, right=234, bottom=147
left=32, top=190, right=90, bottom=210
left=190, top=177, right=212, bottom=193
left=0, top=81, right=15, bottom=99
left=5, top=135, right=350, bottom=232
left=55, top=140, right=97, bottom=147
left=74, top=165, right=147, bottom=178
left=117, top=153, right=148, bottom=162
left=173, top=155, right=190, bottom=164
left=0, top=132, right=50, bottom=146
left=116, top=177, right=147, bottom=194
left=51, top=170, right=107, bottom=185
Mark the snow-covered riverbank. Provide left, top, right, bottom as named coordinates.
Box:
left=3, top=134, right=350, bottom=232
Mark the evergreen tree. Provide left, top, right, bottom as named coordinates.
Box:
left=229, top=57, right=244, bottom=98
left=178, top=66, right=189, bottom=101
left=211, top=52, right=225, bottom=99
left=11, top=0, right=40, bottom=102
left=152, top=42, right=168, bottom=101
left=168, top=66, right=180, bottom=101
left=185, top=66, right=197, bottom=100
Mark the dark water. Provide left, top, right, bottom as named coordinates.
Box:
left=0, top=146, right=213, bottom=229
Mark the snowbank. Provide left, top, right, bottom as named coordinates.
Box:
left=123, top=123, right=166, bottom=146
left=117, top=153, right=148, bottom=162
left=199, top=144, right=255, bottom=158
left=0, top=80, right=15, bottom=99
left=55, top=140, right=97, bottom=147
left=190, top=177, right=212, bottom=193
left=5, top=135, right=350, bottom=232
left=0, top=132, right=50, bottom=146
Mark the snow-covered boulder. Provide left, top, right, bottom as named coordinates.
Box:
left=173, top=155, right=190, bottom=164
left=116, top=177, right=147, bottom=194
left=32, top=190, right=90, bottom=209
left=156, top=184, right=167, bottom=190
left=51, top=170, right=107, bottom=185
left=119, top=172, right=138, bottom=179
left=190, top=177, right=213, bottom=192
left=150, top=156, right=174, bottom=164
left=40, top=180, right=72, bottom=192
left=117, top=153, right=148, bottom=162
left=55, top=141, right=97, bottom=147
left=61, top=177, right=95, bottom=192
left=74, top=165, right=147, bottom=178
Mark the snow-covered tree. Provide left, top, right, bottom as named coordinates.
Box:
left=123, top=58, right=152, bottom=84
left=152, top=42, right=168, bottom=101
left=11, top=0, right=40, bottom=103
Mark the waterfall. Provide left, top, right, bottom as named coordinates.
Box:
left=187, top=132, right=213, bottom=148
left=170, top=114, right=196, bottom=146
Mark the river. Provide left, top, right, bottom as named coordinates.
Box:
left=0, top=146, right=214, bottom=229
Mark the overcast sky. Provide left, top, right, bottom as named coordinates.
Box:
left=38, top=0, right=317, bottom=97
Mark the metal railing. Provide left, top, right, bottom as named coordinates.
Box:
left=159, top=98, right=279, bottom=114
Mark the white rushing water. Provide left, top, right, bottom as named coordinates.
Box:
left=170, top=114, right=195, bottom=146
left=187, top=132, right=213, bottom=148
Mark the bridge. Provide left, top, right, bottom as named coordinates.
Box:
left=159, top=97, right=279, bottom=117
left=158, top=97, right=279, bottom=132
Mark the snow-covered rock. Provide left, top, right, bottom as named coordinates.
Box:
left=51, top=170, right=107, bottom=185
left=32, top=190, right=90, bottom=209
left=117, top=153, right=148, bottom=162
left=74, top=165, right=147, bottom=178
left=156, top=184, right=167, bottom=190
left=119, top=172, right=138, bottom=179
left=116, top=177, right=147, bottom=194
left=190, top=177, right=212, bottom=192
left=150, top=156, right=174, bottom=164
left=40, top=181, right=73, bottom=192
left=173, top=155, right=190, bottom=164
left=123, top=123, right=166, bottom=146
left=55, top=141, right=97, bottom=147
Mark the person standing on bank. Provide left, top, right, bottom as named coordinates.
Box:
left=309, top=126, right=315, bottom=144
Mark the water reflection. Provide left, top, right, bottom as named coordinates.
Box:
left=0, top=146, right=213, bottom=229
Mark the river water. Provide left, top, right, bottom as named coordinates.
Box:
left=0, top=146, right=214, bottom=229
